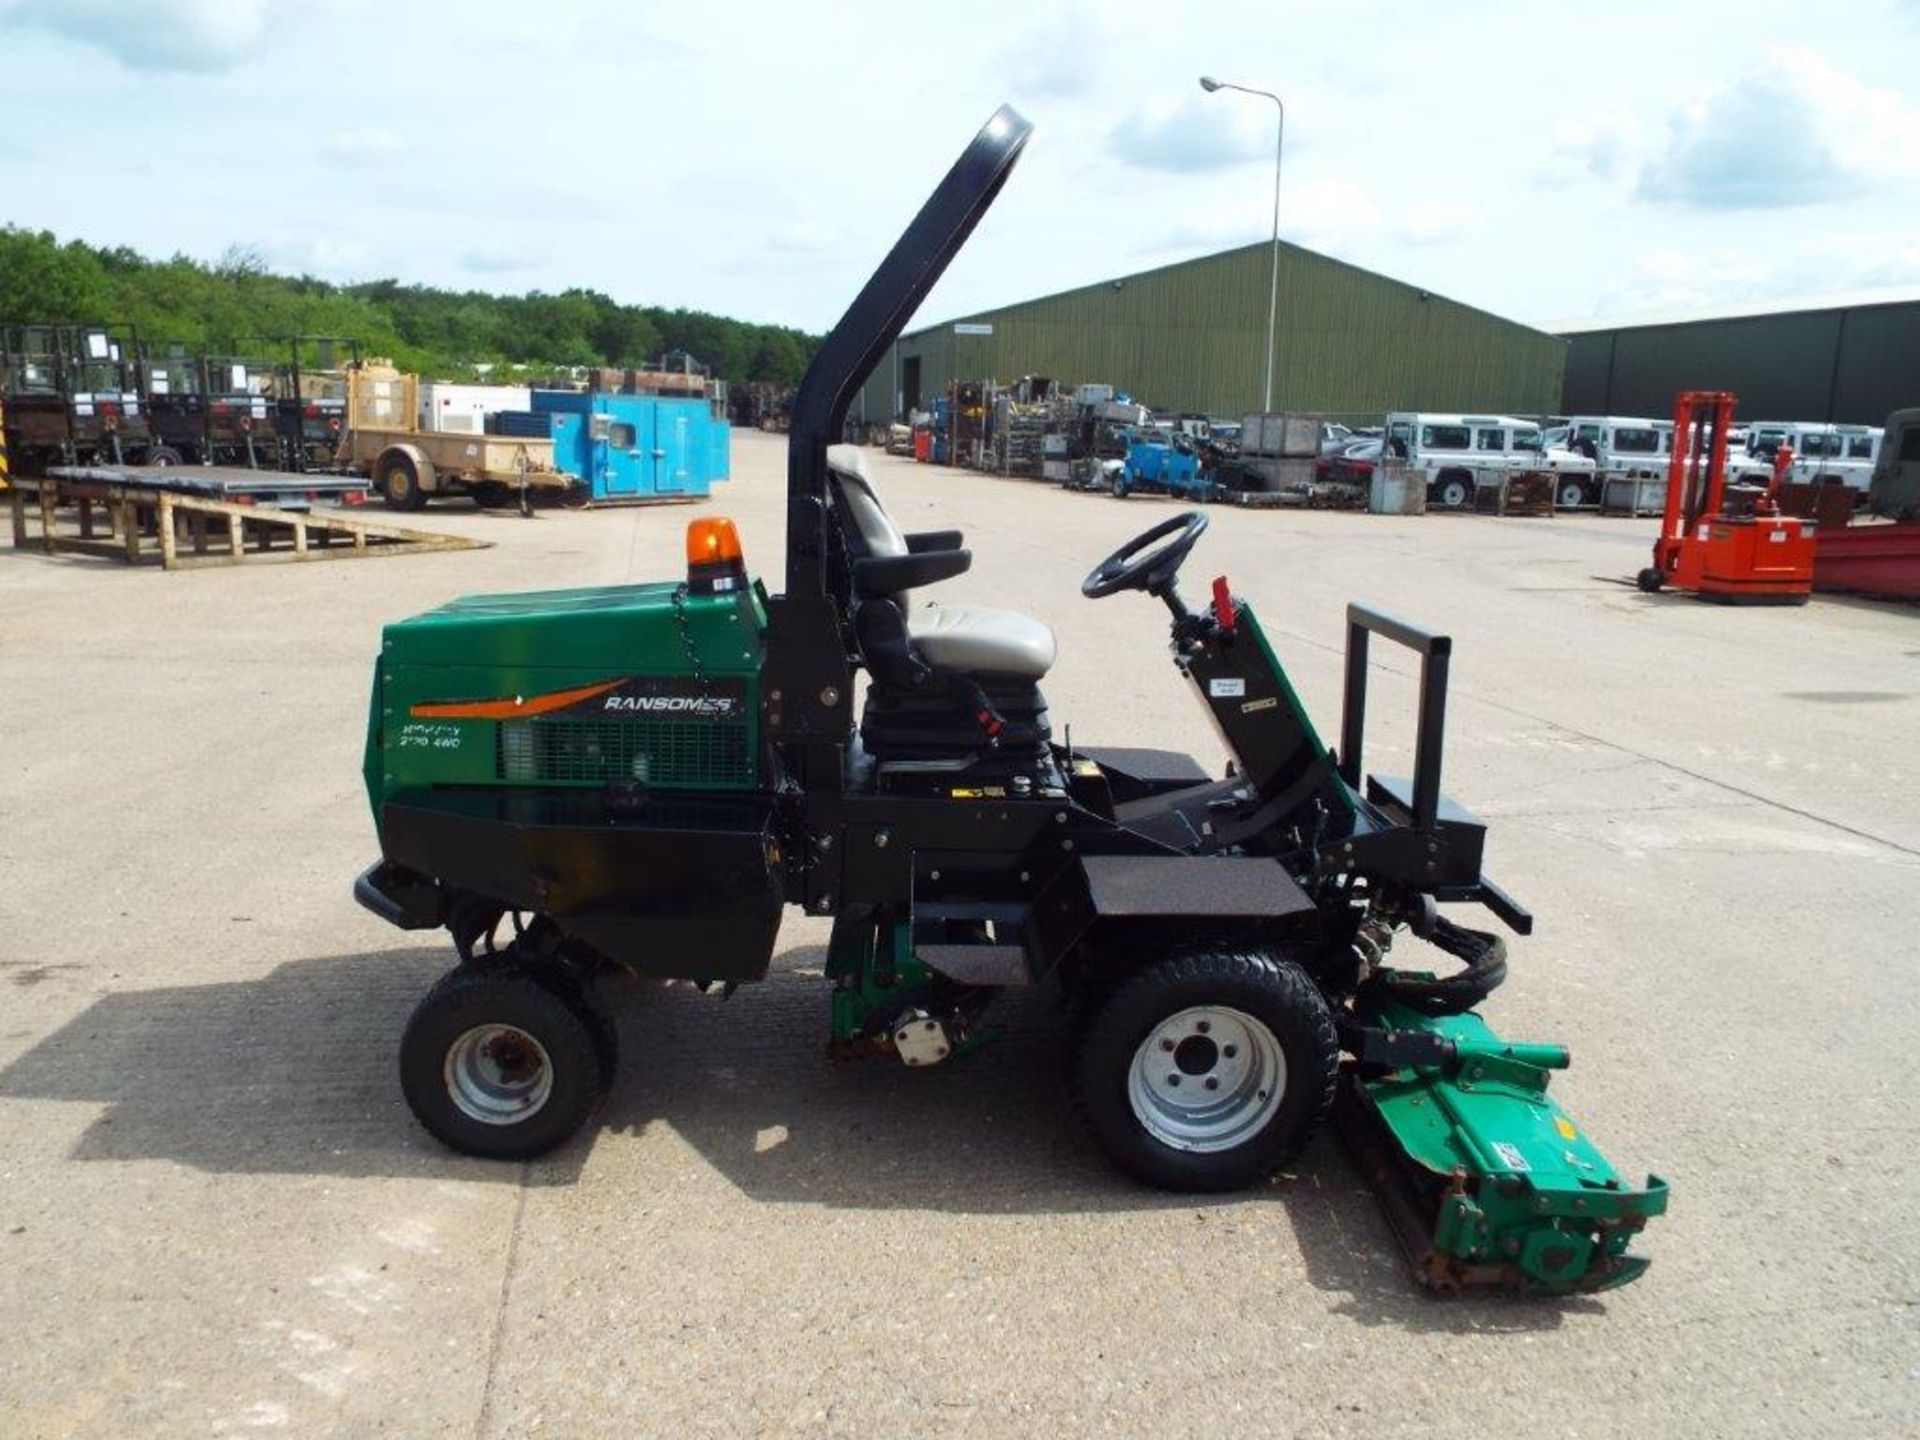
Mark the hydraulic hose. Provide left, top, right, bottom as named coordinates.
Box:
left=1367, top=916, right=1507, bottom=1016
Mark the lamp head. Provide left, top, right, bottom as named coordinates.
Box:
left=1199, top=75, right=1222, bottom=92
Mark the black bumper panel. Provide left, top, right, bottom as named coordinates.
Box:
left=353, top=861, right=445, bottom=930
left=376, top=788, right=784, bottom=983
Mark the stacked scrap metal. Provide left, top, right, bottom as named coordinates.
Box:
left=990, top=393, right=1048, bottom=475
left=729, top=382, right=793, bottom=431
left=949, top=381, right=989, bottom=468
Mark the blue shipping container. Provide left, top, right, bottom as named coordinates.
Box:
left=544, top=391, right=729, bottom=501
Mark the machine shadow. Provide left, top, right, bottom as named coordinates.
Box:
left=0, top=943, right=1593, bottom=1331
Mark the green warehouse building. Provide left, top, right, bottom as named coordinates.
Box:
left=853, top=238, right=1568, bottom=426
left=1559, top=294, right=1920, bottom=425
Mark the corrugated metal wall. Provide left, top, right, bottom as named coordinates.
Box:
left=1560, top=300, right=1920, bottom=424
left=853, top=241, right=1566, bottom=424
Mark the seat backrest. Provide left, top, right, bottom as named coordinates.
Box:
left=827, top=443, right=907, bottom=559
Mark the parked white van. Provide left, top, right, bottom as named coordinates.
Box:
left=1739, top=422, right=1883, bottom=492
left=1382, top=412, right=1595, bottom=509
left=1552, top=416, right=1671, bottom=506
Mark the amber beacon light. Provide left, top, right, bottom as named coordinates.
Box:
left=686, top=516, right=747, bottom=593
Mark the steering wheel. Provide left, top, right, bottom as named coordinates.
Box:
left=1082, top=511, right=1209, bottom=599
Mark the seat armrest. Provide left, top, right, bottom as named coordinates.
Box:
left=905, top=529, right=965, bottom=554
left=853, top=548, right=971, bottom=598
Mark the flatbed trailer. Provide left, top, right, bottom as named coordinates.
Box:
left=13, top=468, right=483, bottom=570
left=337, top=365, right=578, bottom=511
left=47, top=462, right=368, bottom=508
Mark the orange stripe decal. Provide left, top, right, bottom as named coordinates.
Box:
left=411, top=678, right=623, bottom=721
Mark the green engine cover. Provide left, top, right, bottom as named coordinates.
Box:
left=363, top=579, right=768, bottom=829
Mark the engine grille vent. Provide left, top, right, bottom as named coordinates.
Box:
left=497, top=717, right=752, bottom=788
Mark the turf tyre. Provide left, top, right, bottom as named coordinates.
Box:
left=400, top=964, right=603, bottom=1160
left=1074, top=950, right=1337, bottom=1192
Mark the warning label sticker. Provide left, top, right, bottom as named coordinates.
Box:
left=1492, top=1141, right=1531, bottom=1172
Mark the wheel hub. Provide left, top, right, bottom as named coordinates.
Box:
left=1128, top=1006, right=1286, bottom=1153
left=445, top=1023, right=554, bottom=1125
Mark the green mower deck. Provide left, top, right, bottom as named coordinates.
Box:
left=1338, top=999, right=1668, bottom=1293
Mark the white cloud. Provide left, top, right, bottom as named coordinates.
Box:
left=1, top=0, right=279, bottom=74
left=994, top=7, right=1111, bottom=101
left=1393, top=203, right=1476, bottom=247
left=765, top=221, right=840, bottom=256
left=1636, top=47, right=1920, bottom=208
left=325, top=127, right=407, bottom=163
left=1587, top=232, right=1920, bottom=319
left=1544, top=114, right=1644, bottom=186
left=462, top=244, right=545, bottom=275
left=1282, top=178, right=1381, bottom=259
left=1109, top=94, right=1275, bottom=174
left=256, top=233, right=374, bottom=280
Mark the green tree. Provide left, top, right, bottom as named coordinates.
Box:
left=0, top=226, right=818, bottom=385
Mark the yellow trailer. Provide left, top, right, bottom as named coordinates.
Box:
left=337, top=363, right=577, bottom=511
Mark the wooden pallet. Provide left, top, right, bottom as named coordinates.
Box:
left=8, top=473, right=488, bottom=571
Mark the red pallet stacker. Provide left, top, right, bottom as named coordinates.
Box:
left=1636, top=390, right=1815, bottom=605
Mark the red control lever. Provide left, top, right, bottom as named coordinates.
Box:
left=1210, top=575, right=1236, bottom=631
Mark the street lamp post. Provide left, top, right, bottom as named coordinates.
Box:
left=1199, top=75, right=1284, bottom=414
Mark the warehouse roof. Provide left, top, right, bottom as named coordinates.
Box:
left=1551, top=285, right=1920, bottom=335
left=903, top=238, right=1562, bottom=343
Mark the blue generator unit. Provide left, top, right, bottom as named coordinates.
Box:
left=532, top=389, right=730, bottom=503
left=1118, top=433, right=1220, bottom=501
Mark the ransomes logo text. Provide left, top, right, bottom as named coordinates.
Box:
left=601, top=694, right=736, bottom=716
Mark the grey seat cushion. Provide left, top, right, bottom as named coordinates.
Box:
left=908, top=603, right=1056, bottom=680
left=828, top=443, right=1058, bottom=680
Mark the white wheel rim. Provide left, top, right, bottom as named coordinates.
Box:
left=444, top=1024, right=553, bottom=1125
left=1127, top=1005, right=1286, bottom=1153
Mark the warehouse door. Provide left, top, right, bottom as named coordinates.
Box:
left=903, top=356, right=921, bottom=413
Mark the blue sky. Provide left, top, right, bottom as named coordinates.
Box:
left=1, top=0, right=1917, bottom=335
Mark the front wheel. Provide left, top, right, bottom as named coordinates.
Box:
left=1111, top=472, right=1130, bottom=499
left=1074, top=950, right=1337, bottom=1192
left=146, top=446, right=185, bottom=467
left=1557, top=479, right=1588, bottom=509
left=400, top=965, right=604, bottom=1159
left=1636, top=566, right=1664, bottom=594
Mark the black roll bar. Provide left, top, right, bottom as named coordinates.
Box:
left=784, top=105, right=1032, bottom=599
left=1338, top=603, right=1452, bottom=832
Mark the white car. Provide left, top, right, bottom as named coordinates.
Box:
left=1738, top=422, right=1882, bottom=493
left=1381, top=412, right=1595, bottom=509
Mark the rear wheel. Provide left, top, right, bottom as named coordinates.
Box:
left=1074, top=950, right=1337, bottom=1191
left=1437, top=474, right=1472, bottom=509
left=377, top=452, right=427, bottom=511
left=146, top=446, right=185, bottom=467
left=400, top=965, right=603, bottom=1159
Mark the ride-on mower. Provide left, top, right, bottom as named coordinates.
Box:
left=354, top=108, right=1666, bottom=1295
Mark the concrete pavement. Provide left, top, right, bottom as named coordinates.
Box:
left=1, top=429, right=1914, bottom=1436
